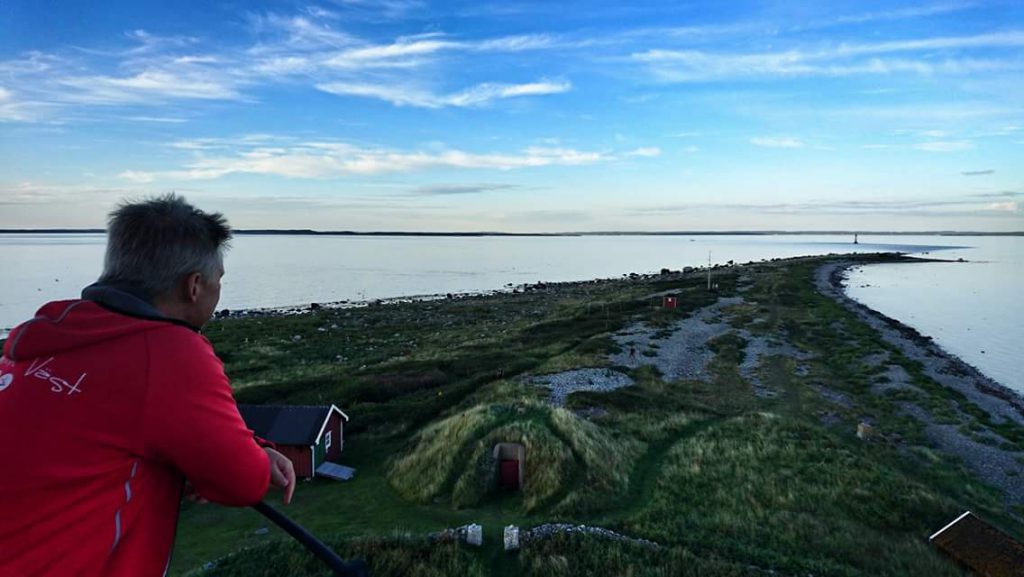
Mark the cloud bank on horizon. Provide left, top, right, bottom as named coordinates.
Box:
left=0, top=0, right=1021, bottom=231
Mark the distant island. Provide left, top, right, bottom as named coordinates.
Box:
left=1, top=229, right=1021, bottom=237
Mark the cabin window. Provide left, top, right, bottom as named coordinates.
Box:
left=325, top=430, right=332, bottom=451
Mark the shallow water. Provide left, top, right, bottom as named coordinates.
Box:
left=844, top=236, right=1023, bottom=394
left=1, top=233, right=1019, bottom=392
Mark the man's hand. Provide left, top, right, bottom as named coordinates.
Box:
left=265, top=447, right=296, bottom=505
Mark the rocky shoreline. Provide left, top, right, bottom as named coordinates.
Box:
left=819, top=261, right=1024, bottom=422
left=816, top=260, right=1024, bottom=504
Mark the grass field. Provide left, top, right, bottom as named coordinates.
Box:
left=167, top=253, right=1022, bottom=576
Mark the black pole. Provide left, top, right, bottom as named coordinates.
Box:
left=253, top=501, right=369, bottom=577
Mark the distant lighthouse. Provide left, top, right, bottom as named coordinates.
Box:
left=854, top=233, right=859, bottom=245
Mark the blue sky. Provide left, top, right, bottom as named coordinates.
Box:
left=1, top=0, right=1022, bottom=231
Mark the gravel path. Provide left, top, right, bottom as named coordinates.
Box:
left=816, top=261, right=1024, bottom=503
left=530, top=368, right=635, bottom=407
left=609, top=296, right=743, bottom=382
left=534, top=295, right=819, bottom=403
left=529, top=297, right=744, bottom=404
left=737, top=330, right=814, bottom=398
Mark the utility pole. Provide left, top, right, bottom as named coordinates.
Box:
left=707, top=250, right=712, bottom=291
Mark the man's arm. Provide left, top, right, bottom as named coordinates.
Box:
left=141, top=331, right=273, bottom=506
left=186, top=448, right=295, bottom=505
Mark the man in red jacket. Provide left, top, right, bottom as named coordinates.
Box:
left=0, top=194, right=295, bottom=577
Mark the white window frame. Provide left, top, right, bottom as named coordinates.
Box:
left=325, top=430, right=332, bottom=451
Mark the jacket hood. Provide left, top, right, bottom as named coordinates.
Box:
left=2, top=284, right=197, bottom=362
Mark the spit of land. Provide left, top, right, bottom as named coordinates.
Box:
left=86, top=253, right=1024, bottom=577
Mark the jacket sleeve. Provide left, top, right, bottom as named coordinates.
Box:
left=141, top=330, right=271, bottom=506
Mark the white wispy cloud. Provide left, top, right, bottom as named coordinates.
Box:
left=1, top=13, right=574, bottom=122
left=625, top=147, right=662, bottom=157
left=323, top=0, right=427, bottom=21
left=970, top=190, right=1022, bottom=198
left=413, top=183, right=522, bottom=195
left=750, top=137, right=805, bottom=149
left=318, top=33, right=556, bottom=70
left=329, top=36, right=457, bottom=62
left=313, top=82, right=437, bottom=107
left=987, top=201, right=1018, bottom=212
left=627, top=196, right=1022, bottom=217
left=832, top=103, right=1018, bottom=122
left=121, top=115, right=189, bottom=123
left=248, top=14, right=357, bottom=50
left=116, top=136, right=656, bottom=182
left=316, top=79, right=571, bottom=108
left=473, top=34, right=558, bottom=52
left=864, top=138, right=974, bottom=151
left=913, top=140, right=974, bottom=152
left=0, top=86, right=23, bottom=121
left=633, top=31, right=1024, bottom=81
left=829, top=31, right=1024, bottom=57
left=123, top=29, right=200, bottom=54
left=445, top=81, right=571, bottom=106
left=0, top=181, right=142, bottom=205
left=11, top=5, right=1018, bottom=125
left=797, top=2, right=979, bottom=30
left=0, top=86, right=54, bottom=122
left=56, top=69, right=243, bottom=104
left=114, top=137, right=630, bottom=182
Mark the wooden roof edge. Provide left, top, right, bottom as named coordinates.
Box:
left=313, top=404, right=350, bottom=445
left=330, top=403, right=351, bottom=422
left=929, top=511, right=972, bottom=542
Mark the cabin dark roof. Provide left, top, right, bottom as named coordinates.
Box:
left=930, top=511, right=1024, bottom=577
left=237, top=405, right=335, bottom=446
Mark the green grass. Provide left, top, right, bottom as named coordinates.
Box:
left=518, top=533, right=770, bottom=576
left=624, top=413, right=963, bottom=577
left=189, top=536, right=487, bottom=577
left=163, top=254, right=1023, bottom=576
left=387, top=401, right=645, bottom=514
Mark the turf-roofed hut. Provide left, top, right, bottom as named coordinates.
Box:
left=238, top=404, right=349, bottom=479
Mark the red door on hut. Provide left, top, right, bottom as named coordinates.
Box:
left=494, top=442, right=525, bottom=491
left=500, top=459, right=520, bottom=490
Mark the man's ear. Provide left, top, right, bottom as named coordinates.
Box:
left=185, top=272, right=202, bottom=303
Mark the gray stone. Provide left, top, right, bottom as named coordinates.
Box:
left=504, top=525, right=520, bottom=551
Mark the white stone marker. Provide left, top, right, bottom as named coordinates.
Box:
left=504, top=525, right=520, bottom=551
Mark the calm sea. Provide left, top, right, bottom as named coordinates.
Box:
left=844, top=236, right=1022, bottom=394
left=1, top=233, right=1019, bottom=393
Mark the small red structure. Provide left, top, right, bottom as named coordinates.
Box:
left=663, top=296, right=678, bottom=309
left=494, top=443, right=525, bottom=491
left=238, top=404, right=349, bottom=479
left=500, top=460, right=520, bottom=490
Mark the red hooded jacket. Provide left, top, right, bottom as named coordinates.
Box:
left=0, top=290, right=271, bottom=577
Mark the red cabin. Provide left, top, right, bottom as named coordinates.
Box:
left=663, top=296, right=678, bottom=309
left=238, top=404, right=350, bottom=479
